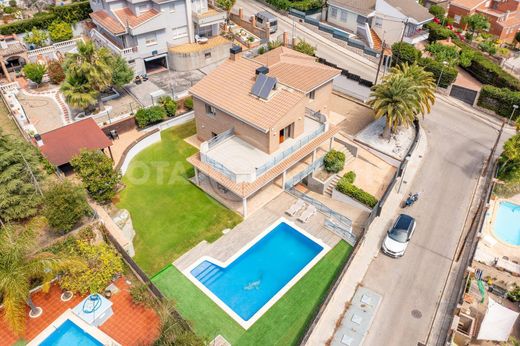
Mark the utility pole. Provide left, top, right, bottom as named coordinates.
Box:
left=20, top=152, right=43, bottom=197
left=374, top=40, right=386, bottom=85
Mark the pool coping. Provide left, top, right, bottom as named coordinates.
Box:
left=27, top=309, right=121, bottom=346
left=181, top=217, right=331, bottom=330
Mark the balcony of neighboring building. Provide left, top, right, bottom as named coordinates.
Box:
left=402, top=23, right=430, bottom=45
left=198, top=112, right=327, bottom=184
left=192, top=6, right=227, bottom=27
left=90, top=28, right=138, bottom=60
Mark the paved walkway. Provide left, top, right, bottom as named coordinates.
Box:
left=125, top=80, right=166, bottom=107
left=90, top=202, right=135, bottom=257
left=305, top=126, right=428, bottom=346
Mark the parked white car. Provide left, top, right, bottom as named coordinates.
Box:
left=381, top=214, right=416, bottom=258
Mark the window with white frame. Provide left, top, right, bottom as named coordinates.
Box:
left=205, top=104, right=216, bottom=117
left=137, top=4, right=148, bottom=14
left=330, top=7, right=338, bottom=18
left=374, top=16, right=383, bottom=28
left=340, top=10, right=348, bottom=22
left=144, top=33, right=157, bottom=46
left=172, top=26, right=188, bottom=38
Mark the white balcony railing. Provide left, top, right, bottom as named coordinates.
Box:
left=90, top=29, right=137, bottom=60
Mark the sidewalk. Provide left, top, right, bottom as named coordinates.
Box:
left=305, top=127, right=428, bottom=346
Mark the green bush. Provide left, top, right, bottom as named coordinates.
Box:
left=323, top=150, right=345, bottom=173
left=42, top=180, right=90, bottom=233
left=418, top=57, right=458, bottom=88
left=264, top=0, right=323, bottom=11
left=294, top=39, right=316, bottom=56
left=343, top=170, right=356, bottom=184
left=391, top=42, right=421, bottom=65
left=429, top=4, right=445, bottom=21
left=477, top=85, right=520, bottom=118
left=336, top=176, right=378, bottom=208
left=130, top=283, right=156, bottom=308
left=0, top=1, right=91, bottom=35
left=23, top=63, right=47, bottom=85
left=59, top=240, right=123, bottom=294
left=183, top=96, right=193, bottom=110
left=508, top=286, right=520, bottom=302
left=135, top=106, right=167, bottom=128
left=47, top=60, right=65, bottom=84
left=425, top=22, right=455, bottom=42
left=159, top=96, right=177, bottom=117
left=479, top=40, right=497, bottom=55
left=48, top=20, right=72, bottom=43
left=455, top=41, right=520, bottom=91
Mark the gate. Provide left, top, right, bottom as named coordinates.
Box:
left=450, top=85, right=478, bottom=105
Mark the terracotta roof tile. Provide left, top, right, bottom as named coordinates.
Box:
left=113, top=7, right=160, bottom=29
left=90, top=10, right=126, bottom=35
left=39, top=118, right=112, bottom=166
left=449, top=0, right=487, bottom=11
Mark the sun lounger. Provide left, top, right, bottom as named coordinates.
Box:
left=298, top=205, right=317, bottom=223
left=285, top=199, right=306, bottom=217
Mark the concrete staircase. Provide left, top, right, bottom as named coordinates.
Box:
left=324, top=150, right=356, bottom=196
left=370, top=29, right=382, bottom=51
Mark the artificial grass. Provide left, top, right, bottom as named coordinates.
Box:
left=117, top=121, right=242, bottom=275
left=152, top=241, right=352, bottom=346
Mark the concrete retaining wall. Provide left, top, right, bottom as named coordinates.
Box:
left=331, top=189, right=372, bottom=212
left=168, top=41, right=232, bottom=72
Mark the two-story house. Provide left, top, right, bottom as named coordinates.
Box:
left=448, top=0, right=520, bottom=43
left=187, top=46, right=341, bottom=217
left=89, top=0, right=227, bottom=75
left=325, top=0, right=433, bottom=48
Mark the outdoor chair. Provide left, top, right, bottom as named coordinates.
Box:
left=285, top=199, right=305, bottom=217
left=298, top=205, right=317, bottom=223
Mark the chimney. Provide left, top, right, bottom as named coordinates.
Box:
left=34, top=133, right=44, bottom=147
left=251, top=15, right=256, bottom=28
left=229, top=45, right=242, bottom=61
left=238, top=7, right=243, bottom=20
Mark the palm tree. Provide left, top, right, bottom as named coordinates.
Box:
left=61, top=41, right=113, bottom=111
left=61, top=74, right=98, bottom=111
left=368, top=63, right=435, bottom=139
left=0, top=225, right=83, bottom=335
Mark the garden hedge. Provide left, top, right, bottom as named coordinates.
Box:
left=418, top=57, right=458, bottom=88
left=135, top=106, right=167, bottom=128
left=477, top=85, right=520, bottom=119
left=454, top=41, right=520, bottom=91
left=425, top=22, right=455, bottom=42
left=336, top=174, right=378, bottom=208
left=264, top=0, right=322, bottom=11
left=391, top=42, right=421, bottom=66
left=0, top=1, right=92, bottom=35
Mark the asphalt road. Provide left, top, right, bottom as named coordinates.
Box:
left=234, top=0, right=378, bottom=79
left=362, top=100, right=502, bottom=346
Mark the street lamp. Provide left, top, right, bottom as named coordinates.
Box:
left=436, top=61, right=448, bottom=89
left=509, top=104, right=518, bottom=125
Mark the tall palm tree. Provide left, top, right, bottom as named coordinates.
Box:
left=60, top=74, right=98, bottom=111
left=61, top=41, right=113, bottom=111
left=368, top=63, right=435, bottom=139
left=0, top=225, right=83, bottom=335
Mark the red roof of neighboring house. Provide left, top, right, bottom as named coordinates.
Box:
left=39, top=118, right=112, bottom=166
left=113, top=7, right=160, bottom=29
left=90, top=10, right=126, bottom=35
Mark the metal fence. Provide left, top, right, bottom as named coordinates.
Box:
left=207, top=127, right=234, bottom=150
left=200, top=153, right=238, bottom=182
left=256, top=123, right=326, bottom=176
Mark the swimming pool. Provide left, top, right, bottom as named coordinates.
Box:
left=493, top=201, right=520, bottom=246
left=187, top=219, right=328, bottom=328
left=40, top=319, right=102, bottom=346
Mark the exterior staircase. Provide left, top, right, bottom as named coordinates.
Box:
left=370, top=29, right=382, bottom=51
left=324, top=150, right=356, bottom=196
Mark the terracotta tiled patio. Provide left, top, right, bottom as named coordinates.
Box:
left=0, top=278, right=160, bottom=346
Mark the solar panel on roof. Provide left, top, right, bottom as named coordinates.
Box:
left=259, top=77, right=277, bottom=100
left=251, top=73, right=268, bottom=97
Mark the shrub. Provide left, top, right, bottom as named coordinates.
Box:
left=0, top=1, right=91, bottom=35
left=111, top=55, right=134, bottom=88
left=48, top=20, right=72, bottom=42
left=23, top=63, right=47, bottom=85
left=323, top=150, right=345, bottom=173
left=418, top=57, right=458, bottom=88
left=42, top=180, right=90, bottom=233
left=507, top=285, right=520, bottom=302
left=257, top=46, right=266, bottom=55
left=183, top=96, right=193, bottom=110
left=479, top=40, right=497, bottom=55
left=343, top=171, right=356, bottom=184
left=47, top=60, right=65, bottom=84
left=391, top=42, right=421, bottom=65
left=130, top=283, right=156, bottom=308
left=425, top=42, right=459, bottom=65
left=294, top=39, right=316, bottom=56
left=159, top=96, right=177, bottom=117
left=336, top=176, right=378, bottom=208
left=135, top=106, right=167, bottom=128
left=24, top=27, right=48, bottom=48
left=71, top=150, right=121, bottom=203
left=267, top=39, right=282, bottom=51
left=59, top=240, right=123, bottom=294
left=429, top=5, right=445, bottom=21
left=477, top=85, right=520, bottom=118
left=425, top=22, right=455, bottom=42
left=455, top=41, right=520, bottom=90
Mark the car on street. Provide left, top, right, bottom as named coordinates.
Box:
left=381, top=214, right=416, bottom=258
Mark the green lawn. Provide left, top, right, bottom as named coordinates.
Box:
left=152, top=241, right=352, bottom=346
left=117, top=121, right=242, bottom=275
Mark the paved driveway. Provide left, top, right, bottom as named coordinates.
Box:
left=361, top=99, right=500, bottom=345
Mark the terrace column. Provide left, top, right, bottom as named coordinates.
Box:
left=282, top=170, right=287, bottom=190
left=1, top=60, right=11, bottom=82
left=194, top=167, right=199, bottom=185
left=242, top=197, right=248, bottom=218
left=312, top=148, right=316, bottom=163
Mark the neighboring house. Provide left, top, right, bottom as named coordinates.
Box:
left=423, top=0, right=449, bottom=10
left=88, top=0, right=227, bottom=75
left=187, top=46, right=341, bottom=216
left=0, top=35, right=27, bottom=82
left=325, top=0, right=433, bottom=48
left=448, top=0, right=520, bottom=43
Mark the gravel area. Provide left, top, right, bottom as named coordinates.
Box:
left=355, top=117, right=414, bottom=160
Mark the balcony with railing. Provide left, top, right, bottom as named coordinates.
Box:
left=199, top=115, right=327, bottom=183
left=90, top=29, right=138, bottom=60
left=403, top=24, right=429, bottom=45
left=192, top=6, right=227, bottom=26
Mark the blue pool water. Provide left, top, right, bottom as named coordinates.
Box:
left=190, top=221, right=324, bottom=321
left=40, top=320, right=102, bottom=346
left=494, top=201, right=520, bottom=246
